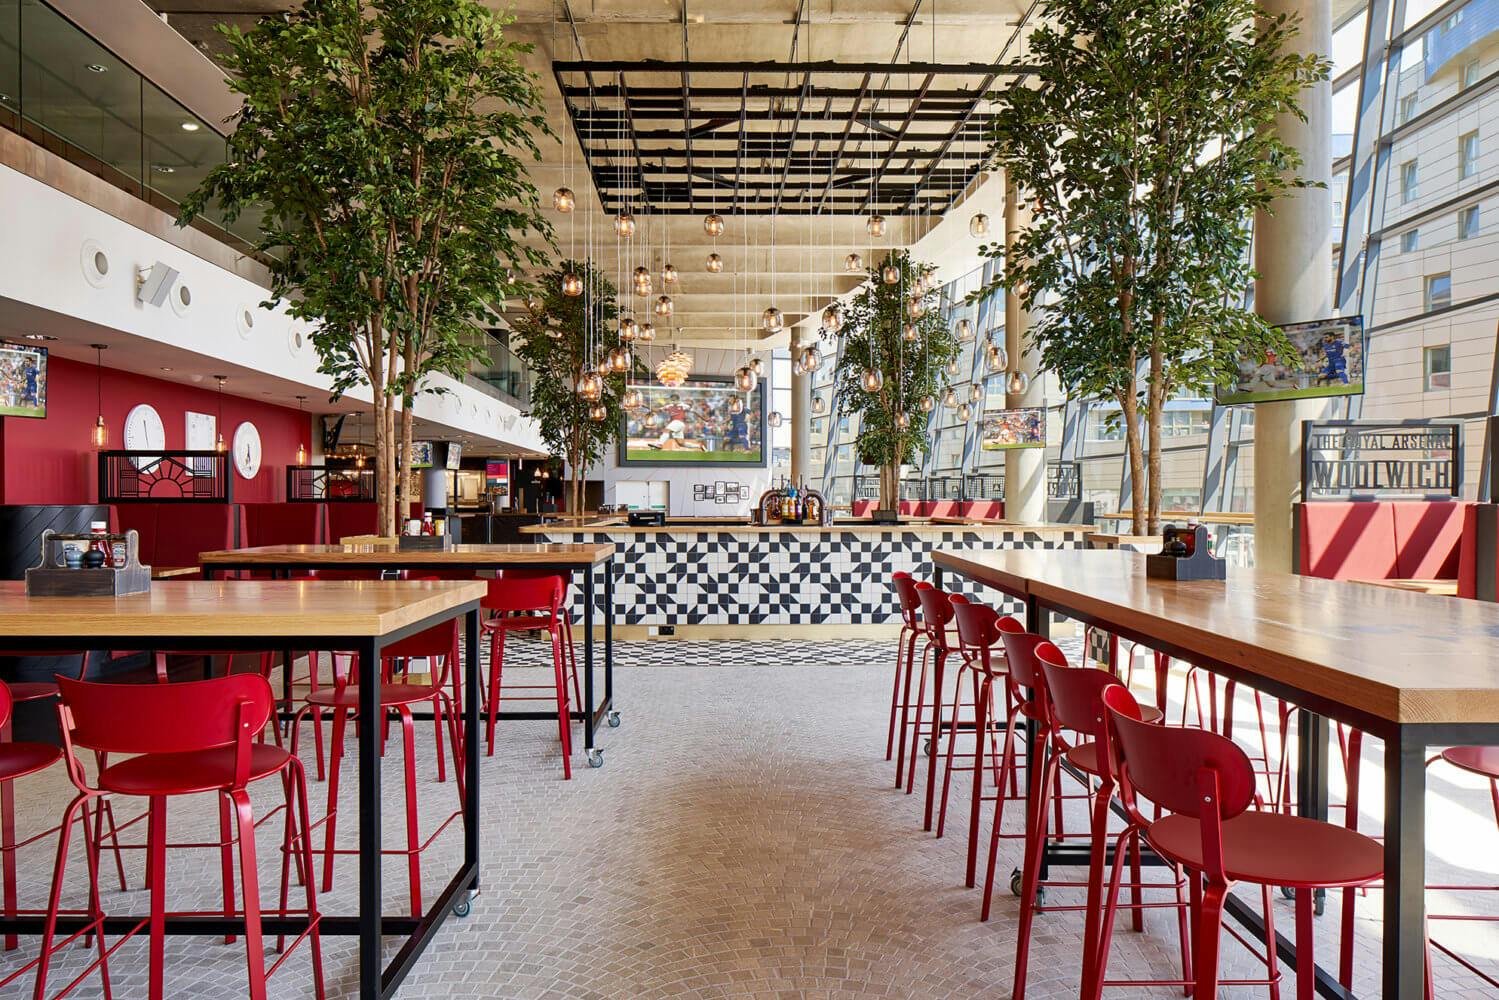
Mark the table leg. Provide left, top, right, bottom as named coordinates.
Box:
left=279, top=568, right=294, bottom=730
left=584, top=565, right=596, bottom=759
left=1383, top=726, right=1426, bottom=1000
left=355, top=638, right=383, bottom=1000
left=1026, top=599, right=1051, bottom=880
left=463, top=608, right=480, bottom=890
left=604, top=556, right=614, bottom=710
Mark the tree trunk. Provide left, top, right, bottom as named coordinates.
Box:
left=1119, top=382, right=1147, bottom=538
left=399, top=399, right=415, bottom=525
left=879, top=462, right=900, bottom=516
left=382, top=394, right=399, bottom=537
left=1146, top=337, right=1165, bottom=535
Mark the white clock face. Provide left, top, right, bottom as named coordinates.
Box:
left=122, top=404, right=165, bottom=470
left=233, top=421, right=262, bottom=479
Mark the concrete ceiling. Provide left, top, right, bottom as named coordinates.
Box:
left=142, top=1, right=1034, bottom=345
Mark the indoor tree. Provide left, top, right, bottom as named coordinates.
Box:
left=179, top=0, right=554, bottom=536
left=834, top=250, right=958, bottom=517
left=972, top=0, right=1328, bottom=534
left=509, top=261, right=625, bottom=515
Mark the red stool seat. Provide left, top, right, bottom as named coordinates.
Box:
left=6, top=681, right=60, bottom=703
left=0, top=741, right=61, bottom=782
left=1063, top=741, right=1102, bottom=774
left=99, top=745, right=293, bottom=796
left=304, top=683, right=446, bottom=710
left=1148, top=811, right=1383, bottom=887
left=482, top=614, right=554, bottom=632
left=1441, top=744, right=1499, bottom=777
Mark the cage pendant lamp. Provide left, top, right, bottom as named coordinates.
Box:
left=89, top=343, right=108, bottom=448
left=214, top=376, right=229, bottom=451
left=656, top=350, right=692, bottom=388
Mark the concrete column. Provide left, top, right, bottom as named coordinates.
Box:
left=422, top=466, right=449, bottom=511
left=1004, top=174, right=1046, bottom=524
left=1253, top=0, right=1333, bottom=572
left=790, top=341, right=812, bottom=485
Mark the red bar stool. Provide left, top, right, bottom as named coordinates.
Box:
left=1010, top=647, right=1190, bottom=1000
left=41, top=674, right=324, bottom=1000
left=498, top=568, right=582, bottom=715
left=896, top=581, right=946, bottom=802
left=1097, top=683, right=1383, bottom=1000
left=886, top=572, right=923, bottom=787
left=911, top=584, right=963, bottom=831
left=937, top=595, right=1022, bottom=888
left=1181, top=666, right=1293, bottom=811
left=482, top=574, right=574, bottom=779
left=1423, top=745, right=1499, bottom=994
left=288, top=618, right=465, bottom=918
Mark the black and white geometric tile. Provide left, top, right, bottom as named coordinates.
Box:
left=541, top=529, right=1090, bottom=626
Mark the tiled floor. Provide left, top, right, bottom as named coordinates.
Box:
left=2, top=638, right=1497, bottom=998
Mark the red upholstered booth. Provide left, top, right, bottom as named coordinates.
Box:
left=1296, top=500, right=1467, bottom=582
left=241, top=502, right=326, bottom=547
left=111, top=503, right=241, bottom=576
left=324, top=501, right=424, bottom=541
left=850, top=498, right=1006, bottom=520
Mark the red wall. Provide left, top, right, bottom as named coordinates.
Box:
left=0, top=356, right=311, bottom=504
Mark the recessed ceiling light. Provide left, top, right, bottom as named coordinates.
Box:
left=85, top=63, right=108, bottom=74
left=180, top=121, right=200, bottom=132
left=152, top=165, right=175, bottom=174
left=21, top=333, right=57, bottom=342
left=159, top=366, right=173, bottom=372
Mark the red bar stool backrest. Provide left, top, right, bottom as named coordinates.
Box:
left=999, top=630, right=1050, bottom=689
left=1036, top=643, right=1119, bottom=739
left=0, top=681, right=12, bottom=730
left=893, top=572, right=921, bottom=627
left=915, top=583, right=954, bottom=651
left=483, top=574, right=564, bottom=616
left=1102, top=684, right=1257, bottom=822
left=949, top=595, right=1022, bottom=649
left=57, top=674, right=273, bottom=756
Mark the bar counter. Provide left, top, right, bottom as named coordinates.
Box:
left=524, top=517, right=1092, bottom=633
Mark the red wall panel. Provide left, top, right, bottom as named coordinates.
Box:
left=0, top=356, right=311, bottom=504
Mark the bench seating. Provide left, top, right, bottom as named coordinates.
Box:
left=111, top=503, right=241, bottom=578
left=1296, top=500, right=1467, bottom=582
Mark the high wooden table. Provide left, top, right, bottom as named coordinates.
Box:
left=0, top=578, right=485, bottom=1000
left=933, top=548, right=1499, bottom=1000
left=199, top=542, right=620, bottom=766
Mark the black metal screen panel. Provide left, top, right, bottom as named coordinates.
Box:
left=98, top=451, right=231, bottom=503
left=1300, top=419, right=1464, bottom=501
left=554, top=60, right=1029, bottom=216
left=286, top=465, right=377, bottom=503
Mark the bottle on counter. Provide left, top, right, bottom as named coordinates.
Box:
left=422, top=511, right=435, bottom=536
left=85, top=521, right=110, bottom=569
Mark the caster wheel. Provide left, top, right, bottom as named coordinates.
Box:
left=607, top=710, right=621, bottom=728
left=924, top=739, right=934, bottom=757
left=1010, top=870, right=1024, bottom=897
left=587, top=749, right=604, bottom=768
left=452, top=896, right=472, bottom=918
left=1281, top=886, right=1295, bottom=901
left=1034, top=886, right=1047, bottom=907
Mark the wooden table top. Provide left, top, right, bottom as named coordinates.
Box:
left=934, top=548, right=1499, bottom=726
left=200, top=542, right=615, bottom=567
left=1351, top=577, right=1460, bottom=597
left=1086, top=533, right=1162, bottom=550
left=0, top=579, right=486, bottom=639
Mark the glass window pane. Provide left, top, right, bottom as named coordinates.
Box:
left=1425, top=272, right=1453, bottom=311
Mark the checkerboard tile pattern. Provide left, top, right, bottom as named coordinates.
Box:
left=541, top=530, right=1089, bottom=625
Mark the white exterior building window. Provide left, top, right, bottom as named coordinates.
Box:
left=1424, top=344, right=1452, bottom=390
left=1460, top=204, right=1481, bottom=240
left=1460, top=130, right=1480, bottom=179
left=1401, top=159, right=1419, bottom=202
left=1425, top=272, right=1452, bottom=312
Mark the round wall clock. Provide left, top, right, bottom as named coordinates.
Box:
left=122, top=403, right=165, bottom=469
left=232, top=421, right=262, bottom=479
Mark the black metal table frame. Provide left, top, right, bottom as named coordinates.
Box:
left=202, top=554, right=618, bottom=764
left=933, top=560, right=1491, bottom=1000
left=0, top=599, right=483, bottom=1000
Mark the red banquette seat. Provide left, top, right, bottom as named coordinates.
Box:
left=1296, top=500, right=1466, bottom=582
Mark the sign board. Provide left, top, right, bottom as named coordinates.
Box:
left=1300, top=419, right=1463, bottom=500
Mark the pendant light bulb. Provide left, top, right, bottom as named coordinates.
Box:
left=703, top=213, right=725, bottom=237
left=661, top=263, right=678, bottom=285
left=623, top=388, right=643, bottom=410
left=902, top=323, right=919, bottom=343
left=861, top=368, right=884, bottom=394
left=768, top=410, right=783, bottom=428
left=761, top=307, right=783, bottom=333
left=970, top=382, right=985, bottom=403
left=638, top=322, right=656, bottom=342
left=619, top=317, right=638, bottom=341
left=561, top=271, right=583, bottom=297
left=1007, top=370, right=1031, bottom=395
left=654, top=295, right=674, bottom=318
left=801, top=345, right=822, bottom=372
left=734, top=366, right=758, bottom=392
left=919, top=395, right=935, bottom=413
left=812, top=395, right=826, bottom=415
left=882, top=264, right=900, bottom=285
left=822, top=304, right=843, bottom=333
left=749, top=357, right=764, bottom=377
left=552, top=187, right=576, bottom=213
left=844, top=252, right=863, bottom=273
left=866, top=214, right=886, bottom=237
left=956, top=318, right=973, bottom=342
left=959, top=402, right=972, bottom=421
left=615, top=212, right=636, bottom=238
left=942, top=388, right=959, bottom=408
left=705, top=252, right=724, bottom=273
left=906, top=297, right=926, bottom=319
left=589, top=403, right=608, bottom=422
left=945, top=360, right=961, bottom=378
left=969, top=213, right=991, bottom=237
left=895, top=411, right=911, bottom=430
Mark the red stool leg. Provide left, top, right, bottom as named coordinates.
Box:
left=1295, top=888, right=1316, bottom=1000
left=219, top=794, right=238, bottom=944
left=398, top=705, right=422, bottom=915
left=922, top=648, right=948, bottom=831
left=320, top=708, right=349, bottom=893
left=291, top=758, right=326, bottom=1000
left=485, top=628, right=504, bottom=757
left=147, top=795, right=167, bottom=1000
left=886, top=624, right=909, bottom=760
left=904, top=643, right=931, bottom=795
left=553, top=626, right=573, bottom=779
left=1011, top=738, right=1060, bottom=1000
left=230, top=787, right=269, bottom=1000
left=935, top=661, right=973, bottom=839
left=893, top=630, right=920, bottom=788
left=1193, top=877, right=1229, bottom=1000
left=964, top=672, right=993, bottom=887
left=980, top=695, right=1024, bottom=921
left=32, top=794, right=86, bottom=1000
left=1, top=746, right=14, bottom=952
left=1340, top=727, right=1364, bottom=987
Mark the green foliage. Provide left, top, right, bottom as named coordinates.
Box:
left=508, top=262, right=624, bottom=510
left=834, top=250, right=958, bottom=473
left=177, top=0, right=554, bottom=531
left=970, top=0, right=1328, bottom=529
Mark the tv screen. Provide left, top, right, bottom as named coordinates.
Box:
left=1218, top=316, right=1365, bottom=404
left=445, top=441, right=462, bottom=470
left=0, top=342, right=47, bottom=419
left=981, top=406, right=1046, bottom=450
left=406, top=440, right=433, bottom=468
left=620, top=375, right=766, bottom=466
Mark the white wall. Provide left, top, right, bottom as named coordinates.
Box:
left=0, top=163, right=544, bottom=453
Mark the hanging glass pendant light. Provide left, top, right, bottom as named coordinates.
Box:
left=749, top=357, right=764, bottom=377
left=844, top=252, right=863, bottom=272
left=638, top=322, right=656, bottom=342
left=902, top=323, right=919, bottom=343
left=895, top=412, right=911, bottom=430
left=990, top=344, right=1009, bottom=371
left=861, top=368, right=884, bottom=394
left=734, top=366, right=758, bottom=392
left=623, top=387, right=643, bottom=410
left=882, top=263, right=900, bottom=285
left=812, top=395, right=827, bottom=416
left=729, top=397, right=745, bottom=415
left=552, top=187, right=576, bottom=213
left=919, top=395, right=935, bottom=413
left=597, top=357, right=612, bottom=376
left=633, top=266, right=652, bottom=296
left=761, top=307, right=783, bottom=333
left=1007, top=370, right=1031, bottom=395
left=969, top=382, right=985, bottom=403
left=822, top=304, right=843, bottom=333
left=801, top=344, right=822, bottom=372
left=577, top=370, right=603, bottom=401
left=768, top=410, right=784, bottom=428
left=561, top=271, right=583, bottom=297
left=615, top=212, right=636, bottom=238
left=945, top=359, right=961, bottom=378
left=654, top=295, right=674, bottom=318
left=608, top=346, right=631, bottom=372
left=644, top=411, right=660, bottom=430
left=655, top=350, right=692, bottom=387
left=619, top=317, right=638, bottom=341
left=589, top=403, right=608, bottom=422
left=956, top=318, right=973, bottom=342
left=866, top=214, right=886, bottom=237
left=969, top=213, right=990, bottom=237
left=525, top=293, right=545, bottom=316
left=959, top=402, right=972, bottom=421
left=89, top=343, right=108, bottom=448
left=704, top=212, right=725, bottom=236
left=705, top=252, right=724, bottom=273
left=662, top=263, right=678, bottom=285
left=906, top=297, right=926, bottom=319
left=942, top=387, right=959, bottom=408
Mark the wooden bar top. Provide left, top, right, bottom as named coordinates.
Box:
left=0, top=579, right=485, bottom=639
left=523, top=518, right=1089, bottom=536
left=200, top=542, right=615, bottom=567
left=935, top=548, right=1499, bottom=726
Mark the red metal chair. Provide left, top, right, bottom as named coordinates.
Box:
left=910, top=584, right=961, bottom=831
left=937, top=595, right=1023, bottom=888
left=886, top=573, right=924, bottom=787
left=1098, top=684, right=1382, bottom=1000
left=41, top=674, right=323, bottom=1000
left=498, top=568, right=582, bottom=714
left=288, top=618, right=465, bottom=918
left=1422, top=745, right=1499, bottom=995
left=482, top=575, right=574, bottom=779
